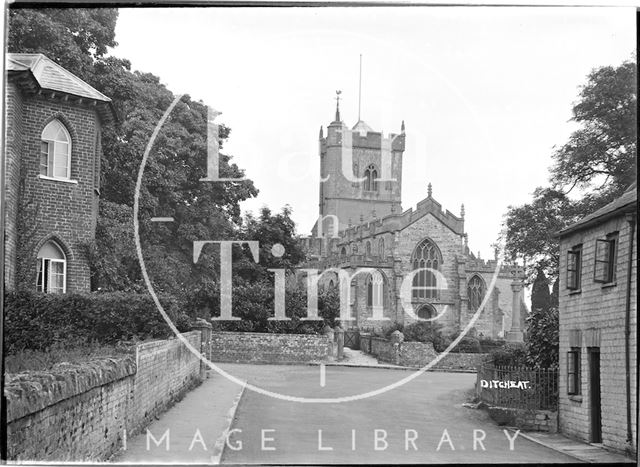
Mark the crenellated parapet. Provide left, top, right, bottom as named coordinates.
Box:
left=322, top=123, right=405, bottom=152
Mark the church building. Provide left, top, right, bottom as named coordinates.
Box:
left=302, top=99, right=525, bottom=338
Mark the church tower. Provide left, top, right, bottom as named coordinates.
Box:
left=314, top=96, right=405, bottom=236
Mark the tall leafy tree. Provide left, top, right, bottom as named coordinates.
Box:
left=503, top=59, right=636, bottom=280
left=8, top=8, right=258, bottom=299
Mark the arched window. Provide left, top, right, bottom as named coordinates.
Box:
left=328, top=279, right=335, bottom=289
left=378, top=238, right=385, bottom=257
left=366, top=271, right=386, bottom=308
left=340, top=247, right=347, bottom=257
left=417, top=303, right=436, bottom=320
left=41, top=119, right=71, bottom=179
left=411, top=238, right=441, bottom=299
left=36, top=240, right=66, bottom=294
left=468, top=275, right=486, bottom=311
left=365, top=241, right=372, bottom=256
left=364, top=164, right=378, bottom=192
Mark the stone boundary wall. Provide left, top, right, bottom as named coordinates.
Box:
left=208, top=331, right=330, bottom=364
left=360, top=334, right=488, bottom=370
left=5, top=331, right=202, bottom=462
left=487, top=407, right=558, bottom=433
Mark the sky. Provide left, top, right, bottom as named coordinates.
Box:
left=113, top=6, right=635, bottom=259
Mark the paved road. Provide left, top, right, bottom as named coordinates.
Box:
left=220, top=364, right=579, bottom=464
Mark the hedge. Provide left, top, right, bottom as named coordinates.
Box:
left=4, top=290, right=192, bottom=353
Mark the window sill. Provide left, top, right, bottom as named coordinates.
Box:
left=568, top=289, right=582, bottom=295
left=601, top=281, right=617, bottom=289
left=568, top=395, right=583, bottom=403
left=39, top=175, right=78, bottom=184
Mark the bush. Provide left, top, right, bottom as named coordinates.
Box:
left=478, top=336, right=506, bottom=353
left=402, top=321, right=448, bottom=351
left=453, top=336, right=482, bottom=353
left=206, top=280, right=333, bottom=334
left=4, top=290, right=191, bottom=353
left=489, top=343, right=528, bottom=367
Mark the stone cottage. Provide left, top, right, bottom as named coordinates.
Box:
left=557, top=183, right=637, bottom=457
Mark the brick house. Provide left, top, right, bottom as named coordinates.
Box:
left=557, top=183, right=637, bottom=457
left=4, top=53, right=115, bottom=293
left=302, top=103, right=526, bottom=338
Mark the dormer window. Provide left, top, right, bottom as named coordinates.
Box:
left=364, top=164, right=378, bottom=192
left=40, top=119, right=71, bottom=180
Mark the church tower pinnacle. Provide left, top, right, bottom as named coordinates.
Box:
left=314, top=91, right=405, bottom=236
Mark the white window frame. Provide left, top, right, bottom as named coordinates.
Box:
left=40, top=120, right=72, bottom=181
left=36, top=241, right=67, bottom=294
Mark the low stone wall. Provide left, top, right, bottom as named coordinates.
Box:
left=360, top=334, right=487, bottom=370
left=5, top=331, right=202, bottom=462
left=488, top=406, right=558, bottom=433
left=208, top=331, right=330, bottom=364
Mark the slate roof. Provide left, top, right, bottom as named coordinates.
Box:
left=7, top=53, right=111, bottom=102
left=558, top=182, right=637, bottom=237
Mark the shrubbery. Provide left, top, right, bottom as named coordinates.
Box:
left=488, top=342, right=528, bottom=367
left=4, top=291, right=193, bottom=353
left=203, top=281, right=339, bottom=334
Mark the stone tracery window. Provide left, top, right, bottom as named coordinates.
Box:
left=366, top=271, right=386, bottom=308
left=467, top=275, right=486, bottom=311
left=411, top=238, right=441, bottom=300
left=364, top=164, right=378, bottom=192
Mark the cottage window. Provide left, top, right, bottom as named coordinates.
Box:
left=594, top=233, right=618, bottom=283
left=40, top=119, right=71, bottom=180
left=566, top=246, right=582, bottom=290
left=567, top=348, right=581, bottom=395
left=411, top=238, right=441, bottom=299
left=36, top=240, right=66, bottom=294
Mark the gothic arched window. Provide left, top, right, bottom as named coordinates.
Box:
left=36, top=240, right=66, bottom=294
left=378, top=238, right=385, bottom=257
left=340, top=247, right=347, bottom=257
left=411, top=238, right=442, bottom=300
left=366, top=271, right=386, bottom=308
left=365, top=241, right=372, bottom=256
left=41, top=119, right=71, bottom=180
left=364, top=164, right=378, bottom=192
left=417, top=303, right=436, bottom=320
left=468, top=275, right=486, bottom=311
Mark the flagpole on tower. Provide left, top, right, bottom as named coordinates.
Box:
left=358, top=54, right=362, bottom=122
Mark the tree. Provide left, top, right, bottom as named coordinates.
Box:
left=503, top=59, right=636, bottom=280
left=530, top=268, right=551, bottom=312
left=503, top=188, right=580, bottom=281
left=8, top=8, right=118, bottom=82
left=525, top=306, right=559, bottom=369
left=550, top=60, right=636, bottom=200
left=234, top=206, right=306, bottom=282
left=9, top=8, right=259, bottom=300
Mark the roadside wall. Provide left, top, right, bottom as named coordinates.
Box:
left=360, top=334, right=487, bottom=370
left=5, top=332, right=202, bottom=462
left=208, top=331, right=330, bottom=364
